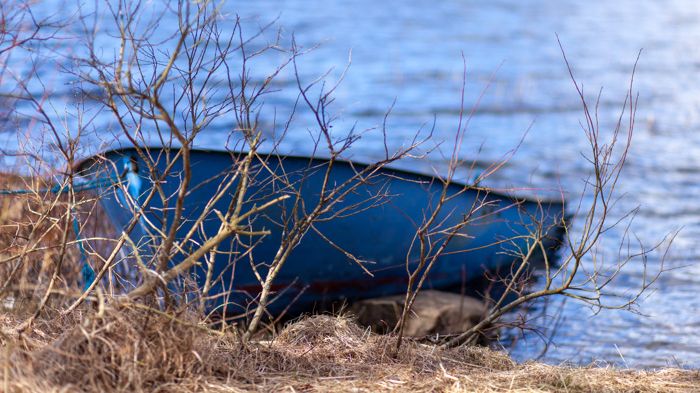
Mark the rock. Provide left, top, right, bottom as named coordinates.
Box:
left=350, top=290, right=486, bottom=337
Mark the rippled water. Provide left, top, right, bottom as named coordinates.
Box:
left=6, top=1, right=700, bottom=368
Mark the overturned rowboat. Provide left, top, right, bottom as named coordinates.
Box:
left=78, top=147, right=566, bottom=317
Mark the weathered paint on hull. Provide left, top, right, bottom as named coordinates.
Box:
left=80, top=148, right=566, bottom=317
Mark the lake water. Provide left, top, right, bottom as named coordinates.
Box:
left=5, top=0, right=700, bottom=369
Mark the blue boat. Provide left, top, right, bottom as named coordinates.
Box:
left=78, top=147, right=566, bottom=318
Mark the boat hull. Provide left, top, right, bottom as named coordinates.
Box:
left=79, top=148, right=566, bottom=317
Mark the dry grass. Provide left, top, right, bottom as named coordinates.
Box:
left=0, top=175, right=79, bottom=313
left=0, top=309, right=696, bottom=393
left=0, top=173, right=113, bottom=320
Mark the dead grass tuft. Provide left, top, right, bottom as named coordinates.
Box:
left=25, top=305, right=236, bottom=391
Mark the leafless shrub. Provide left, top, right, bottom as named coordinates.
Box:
left=391, top=41, right=671, bottom=349
left=59, top=0, right=431, bottom=342
left=0, top=2, right=94, bottom=333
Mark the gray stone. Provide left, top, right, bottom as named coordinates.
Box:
left=350, top=290, right=486, bottom=337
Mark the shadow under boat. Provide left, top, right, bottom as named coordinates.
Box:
left=77, top=147, right=567, bottom=318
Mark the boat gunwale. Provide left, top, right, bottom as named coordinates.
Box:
left=75, top=146, right=567, bottom=207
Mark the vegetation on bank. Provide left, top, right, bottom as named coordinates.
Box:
left=0, top=173, right=690, bottom=392
left=0, top=308, right=697, bottom=393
